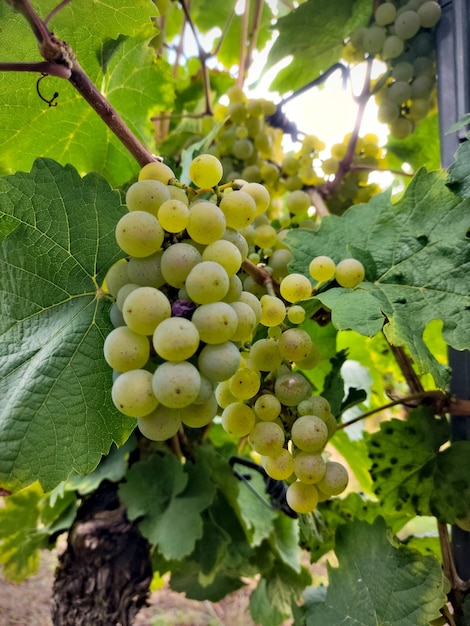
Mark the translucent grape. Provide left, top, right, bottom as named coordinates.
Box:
left=395, top=10, right=421, bottom=39
left=115, top=211, right=164, bottom=257
left=374, top=2, right=396, bottom=25
left=287, top=305, right=306, bottom=325
left=382, top=35, right=405, bottom=60
left=308, top=255, right=336, bottom=282
left=191, top=302, right=238, bottom=344
left=127, top=251, right=165, bottom=288
left=293, top=451, right=326, bottom=484
left=295, top=343, right=321, bottom=370
left=122, top=287, right=171, bottom=335
left=277, top=328, right=313, bottom=362
left=286, top=481, right=318, bottom=514
left=229, top=300, right=257, bottom=342
left=248, top=421, right=285, bottom=456
left=417, top=1, right=441, bottom=27
left=111, top=369, right=158, bottom=417
left=105, top=259, right=129, bottom=297
left=254, top=394, right=282, bottom=421
left=222, top=228, right=249, bottom=261
left=109, top=302, right=125, bottom=328
left=137, top=405, right=182, bottom=441
left=238, top=291, right=262, bottom=325
left=269, top=249, right=294, bottom=281
left=263, top=449, right=294, bottom=480
left=260, top=295, right=286, bottom=327
left=219, top=190, right=257, bottom=229
left=179, top=396, right=218, bottom=428
left=126, top=180, right=170, bottom=216
left=233, top=138, right=254, bottom=160
left=160, top=242, right=202, bottom=288
left=362, top=26, right=386, bottom=54
left=390, top=117, right=413, bottom=140
left=152, top=317, right=200, bottom=361
left=387, top=80, right=412, bottom=105
left=241, top=182, right=271, bottom=216
left=189, top=154, right=223, bottom=188
left=214, top=380, right=238, bottom=408
left=198, top=341, right=241, bottom=382
left=253, top=224, right=277, bottom=249
left=138, top=160, right=176, bottom=184
left=116, top=283, right=140, bottom=311
left=291, top=415, right=329, bottom=451
left=274, top=372, right=312, bottom=407
left=103, top=326, right=150, bottom=372
left=411, top=75, right=433, bottom=99
left=392, top=61, right=414, bottom=82
left=152, top=361, right=201, bottom=408
left=221, top=402, right=256, bottom=437
left=228, top=367, right=260, bottom=400
left=202, top=240, right=242, bottom=276
left=250, top=338, right=283, bottom=372
left=280, top=273, right=313, bottom=303
left=157, top=198, right=189, bottom=233
left=222, top=274, right=244, bottom=303
left=316, top=461, right=349, bottom=496
left=286, top=190, right=311, bottom=215
left=378, top=100, right=400, bottom=124
left=335, top=258, right=365, bottom=288
left=185, top=261, right=230, bottom=304
left=187, top=201, right=226, bottom=245
left=298, top=396, right=332, bottom=420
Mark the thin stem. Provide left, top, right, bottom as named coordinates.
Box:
left=245, top=0, right=264, bottom=75
left=0, top=61, right=71, bottom=78
left=389, top=343, right=424, bottom=394
left=237, top=0, right=250, bottom=87
left=322, top=58, right=373, bottom=197
left=178, top=0, right=212, bottom=114
left=44, top=0, right=71, bottom=24
left=242, top=258, right=280, bottom=293
left=349, top=165, right=414, bottom=178
left=338, top=390, right=447, bottom=430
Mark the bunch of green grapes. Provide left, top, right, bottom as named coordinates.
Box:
left=103, top=152, right=351, bottom=515
left=347, top=0, right=442, bottom=139
left=103, top=154, right=265, bottom=440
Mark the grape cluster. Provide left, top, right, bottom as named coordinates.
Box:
left=348, top=0, right=441, bottom=139
left=103, top=154, right=350, bottom=514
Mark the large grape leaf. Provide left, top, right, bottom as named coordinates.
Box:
left=119, top=454, right=217, bottom=560
left=304, top=518, right=446, bottom=626
left=265, top=0, right=372, bottom=93
left=286, top=168, right=470, bottom=388
left=367, top=407, right=470, bottom=523
left=0, top=158, right=134, bottom=492
left=0, top=1, right=174, bottom=186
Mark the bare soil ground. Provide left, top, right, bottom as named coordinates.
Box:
left=0, top=550, right=275, bottom=626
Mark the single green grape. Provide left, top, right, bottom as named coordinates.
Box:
left=286, top=481, right=319, bottom=514
left=152, top=317, right=200, bottom=361
left=111, top=369, right=158, bottom=418
left=263, top=449, right=294, bottom=480
left=115, top=211, right=164, bottom=258
left=152, top=361, right=201, bottom=408
left=291, top=415, right=329, bottom=451
left=189, top=154, right=223, bottom=188
left=248, top=421, right=285, bottom=457
left=185, top=261, right=230, bottom=304
left=138, top=160, right=176, bottom=184
left=137, top=405, right=182, bottom=441
left=221, top=402, right=256, bottom=437
left=335, top=258, right=365, bottom=288
left=103, top=326, right=150, bottom=372
left=308, top=255, right=336, bottom=282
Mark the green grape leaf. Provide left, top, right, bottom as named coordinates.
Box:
left=286, top=168, right=470, bottom=388
left=266, top=0, right=372, bottom=93
left=304, top=518, right=446, bottom=626
left=367, top=407, right=470, bottom=522
left=236, top=467, right=278, bottom=546
left=0, top=483, right=47, bottom=581
left=447, top=138, right=470, bottom=198
left=119, top=455, right=217, bottom=561
left=0, top=3, right=174, bottom=186
left=250, top=562, right=312, bottom=626
left=270, top=515, right=301, bottom=574
left=0, top=158, right=134, bottom=493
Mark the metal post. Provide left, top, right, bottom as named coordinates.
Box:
left=436, top=0, right=470, bottom=581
